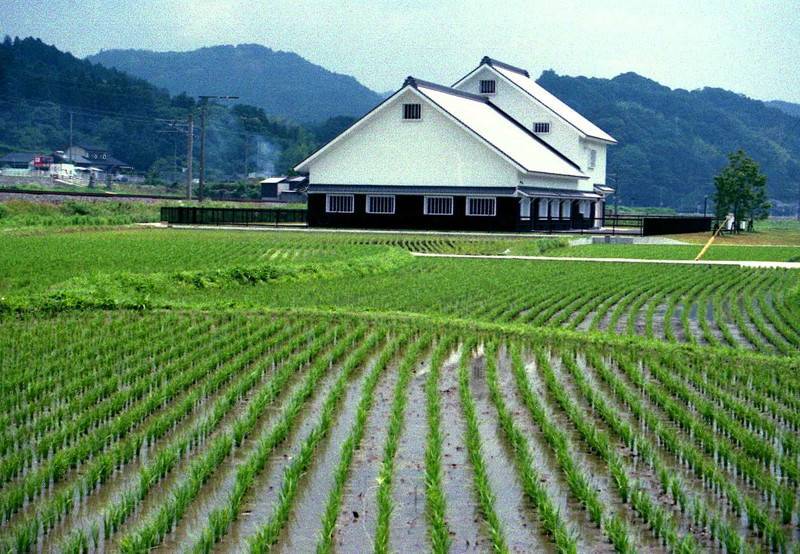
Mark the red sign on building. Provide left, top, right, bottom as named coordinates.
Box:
left=33, top=156, right=53, bottom=168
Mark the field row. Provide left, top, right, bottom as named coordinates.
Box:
left=156, top=257, right=800, bottom=356
left=1, top=311, right=798, bottom=553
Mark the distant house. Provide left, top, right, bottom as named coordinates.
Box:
left=0, top=152, right=50, bottom=170
left=62, top=144, right=132, bottom=171
left=295, top=56, right=616, bottom=232
left=260, top=175, right=308, bottom=203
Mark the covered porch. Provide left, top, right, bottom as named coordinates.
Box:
left=515, top=187, right=604, bottom=232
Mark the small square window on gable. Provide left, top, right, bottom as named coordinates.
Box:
left=533, top=122, right=550, bottom=134
left=403, top=103, right=421, bottom=120
left=479, top=79, right=496, bottom=94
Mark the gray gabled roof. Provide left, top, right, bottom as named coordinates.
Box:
left=0, top=152, right=45, bottom=164
left=455, top=57, right=617, bottom=144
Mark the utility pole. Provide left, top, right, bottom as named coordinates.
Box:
left=198, top=94, right=238, bottom=202
left=186, top=113, right=193, bottom=200
left=157, top=116, right=195, bottom=200
left=68, top=111, right=74, bottom=162
left=244, top=140, right=249, bottom=178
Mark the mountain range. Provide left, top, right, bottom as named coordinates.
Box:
left=88, top=45, right=383, bottom=122
left=2, top=36, right=799, bottom=212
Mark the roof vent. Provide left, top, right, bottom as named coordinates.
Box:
left=403, top=76, right=417, bottom=88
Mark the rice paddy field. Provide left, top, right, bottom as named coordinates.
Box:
left=1, top=224, right=799, bottom=553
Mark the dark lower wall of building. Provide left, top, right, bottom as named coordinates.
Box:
left=308, top=194, right=520, bottom=232
left=642, top=217, right=712, bottom=236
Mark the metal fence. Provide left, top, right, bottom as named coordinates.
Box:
left=160, top=206, right=308, bottom=226
left=600, top=214, right=713, bottom=236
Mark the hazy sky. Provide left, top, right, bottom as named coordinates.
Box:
left=4, top=0, right=800, bottom=102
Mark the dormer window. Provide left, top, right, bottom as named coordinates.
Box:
left=480, top=80, right=496, bottom=94
left=533, top=122, right=550, bottom=134
left=403, top=103, right=421, bottom=120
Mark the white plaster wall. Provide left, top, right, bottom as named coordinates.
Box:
left=456, top=69, right=580, bottom=160
left=580, top=138, right=608, bottom=186
left=518, top=172, right=588, bottom=192
left=307, top=89, right=519, bottom=187
left=456, top=67, right=611, bottom=187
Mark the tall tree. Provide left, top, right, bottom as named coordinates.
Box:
left=713, top=149, right=770, bottom=231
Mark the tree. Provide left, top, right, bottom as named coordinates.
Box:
left=713, top=149, right=770, bottom=231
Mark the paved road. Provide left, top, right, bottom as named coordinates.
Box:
left=410, top=252, right=800, bottom=269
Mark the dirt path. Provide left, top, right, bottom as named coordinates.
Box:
left=411, top=252, right=800, bottom=268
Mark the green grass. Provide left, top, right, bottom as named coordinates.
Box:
left=1, top=220, right=800, bottom=552
left=546, top=243, right=800, bottom=261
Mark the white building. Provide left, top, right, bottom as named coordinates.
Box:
left=296, top=56, right=616, bottom=232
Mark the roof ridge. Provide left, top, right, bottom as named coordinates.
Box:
left=405, top=76, right=489, bottom=103
left=485, top=100, right=583, bottom=172
left=481, top=56, right=530, bottom=78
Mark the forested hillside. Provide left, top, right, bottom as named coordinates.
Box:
left=88, top=45, right=383, bottom=122
left=538, top=71, right=800, bottom=212
left=3, top=36, right=799, bottom=211
left=766, top=100, right=800, bottom=119
left=0, top=37, right=347, bottom=183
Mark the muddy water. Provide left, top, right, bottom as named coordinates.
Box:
left=108, top=333, right=327, bottom=549
left=332, top=354, right=401, bottom=552
left=523, top=349, right=658, bottom=552
left=167, top=349, right=350, bottom=553
left=546, top=351, right=671, bottom=551
left=3, top=337, right=251, bottom=538
left=387, top=353, right=429, bottom=553
left=45, top=335, right=300, bottom=553
left=575, top=291, right=623, bottom=332
left=582, top=354, right=744, bottom=537
left=597, top=355, right=772, bottom=538
left=495, top=345, right=611, bottom=553
left=274, top=352, right=381, bottom=553
left=468, top=350, right=556, bottom=553
left=437, top=346, right=489, bottom=552
left=651, top=302, right=669, bottom=340
left=687, top=302, right=711, bottom=347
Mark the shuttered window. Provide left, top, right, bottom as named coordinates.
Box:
left=466, top=197, right=496, bottom=216
left=326, top=194, right=354, bottom=213
left=424, top=196, right=453, bottom=215
left=403, top=103, right=422, bottom=120
left=588, top=149, right=597, bottom=169
left=366, top=195, right=395, bottom=214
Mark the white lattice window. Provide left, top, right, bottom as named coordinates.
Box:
left=366, top=195, right=395, bottom=214
left=480, top=80, right=496, bottom=94
left=466, top=197, right=496, bottom=216
left=424, top=196, right=453, bottom=216
left=403, top=103, right=421, bottom=120
left=326, top=194, right=354, bottom=213
left=533, top=122, right=550, bottom=134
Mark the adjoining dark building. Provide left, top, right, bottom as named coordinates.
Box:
left=260, top=175, right=308, bottom=203
left=295, top=57, right=616, bottom=232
